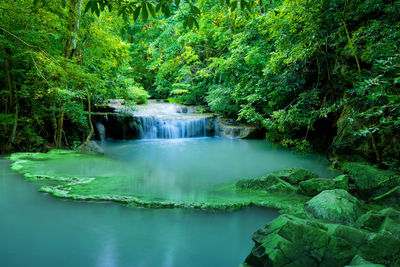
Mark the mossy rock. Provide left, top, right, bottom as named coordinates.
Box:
left=305, top=189, right=363, bottom=225
left=356, top=208, right=400, bottom=239
left=236, top=175, right=297, bottom=193
left=244, top=214, right=400, bottom=267
left=345, top=255, right=385, bottom=267
left=299, top=175, right=349, bottom=196
left=245, top=215, right=330, bottom=267
left=342, top=162, right=400, bottom=192
left=267, top=168, right=319, bottom=185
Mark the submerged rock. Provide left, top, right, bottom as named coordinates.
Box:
left=305, top=189, right=363, bottom=225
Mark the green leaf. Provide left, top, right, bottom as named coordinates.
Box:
left=94, top=4, right=100, bottom=16
left=231, top=1, right=238, bottom=11
left=174, top=0, right=180, bottom=7
left=155, top=3, right=162, bottom=12
left=183, top=17, right=188, bottom=29
left=84, top=1, right=94, bottom=13
left=141, top=3, right=148, bottom=22
left=194, top=18, right=199, bottom=30
left=133, top=6, right=141, bottom=21
left=188, top=16, right=193, bottom=29
left=147, top=2, right=156, bottom=18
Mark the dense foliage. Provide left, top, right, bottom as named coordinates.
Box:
left=1, top=0, right=399, bottom=168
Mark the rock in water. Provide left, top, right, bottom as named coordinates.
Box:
left=243, top=214, right=400, bottom=267
left=305, top=189, right=363, bottom=225
left=299, top=175, right=349, bottom=196
left=78, top=141, right=104, bottom=154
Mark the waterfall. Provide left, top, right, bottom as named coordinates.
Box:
left=133, top=103, right=209, bottom=139
left=96, top=122, right=106, bottom=142
left=137, top=116, right=207, bottom=139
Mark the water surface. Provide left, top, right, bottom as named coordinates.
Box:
left=2, top=138, right=333, bottom=266
left=1, top=157, right=278, bottom=267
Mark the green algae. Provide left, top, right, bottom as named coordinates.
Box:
left=9, top=150, right=312, bottom=211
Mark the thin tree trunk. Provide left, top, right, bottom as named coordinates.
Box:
left=81, top=93, right=94, bottom=152
left=71, top=0, right=82, bottom=58
left=56, top=110, right=64, bottom=149
left=64, top=0, right=77, bottom=58
left=2, top=46, right=13, bottom=114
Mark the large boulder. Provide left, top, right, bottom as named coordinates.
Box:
left=342, top=162, right=400, bottom=192
left=356, top=208, right=400, bottom=239
left=244, top=215, right=330, bottom=267
left=305, top=189, right=363, bottom=225
left=299, top=175, right=349, bottom=196
left=243, top=214, right=400, bottom=267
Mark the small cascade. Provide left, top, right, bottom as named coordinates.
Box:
left=133, top=103, right=210, bottom=139
left=138, top=116, right=207, bottom=139
left=95, top=122, right=106, bottom=142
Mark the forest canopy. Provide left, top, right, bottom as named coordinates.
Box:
left=0, top=0, right=399, bottom=169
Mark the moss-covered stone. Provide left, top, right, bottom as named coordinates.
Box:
left=356, top=208, right=400, bottom=239
left=244, top=214, right=400, bottom=267
left=236, top=175, right=297, bottom=193
left=267, top=168, right=319, bottom=185
left=345, top=255, right=385, bottom=267
left=299, top=175, right=349, bottom=196
left=342, top=162, right=400, bottom=192
left=305, top=189, right=363, bottom=225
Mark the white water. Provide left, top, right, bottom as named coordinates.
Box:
left=96, top=122, right=106, bottom=142
left=133, top=103, right=210, bottom=139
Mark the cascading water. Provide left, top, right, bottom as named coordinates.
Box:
left=95, top=122, right=106, bottom=142
left=133, top=103, right=210, bottom=139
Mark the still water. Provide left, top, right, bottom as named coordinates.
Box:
left=1, top=138, right=332, bottom=266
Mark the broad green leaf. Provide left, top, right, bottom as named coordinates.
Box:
left=133, top=6, right=141, bottom=21
left=142, top=3, right=148, bottom=22
left=147, top=2, right=156, bottom=18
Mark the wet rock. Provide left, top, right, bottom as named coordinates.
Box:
left=243, top=214, right=400, bottom=267
left=245, top=215, right=330, bottom=267
left=342, top=162, right=400, bottom=207
left=267, top=168, right=319, bottom=185
left=356, top=208, right=400, bottom=239
left=299, top=175, right=349, bottom=196
left=236, top=175, right=297, bottom=193
left=78, top=141, right=104, bottom=154
left=345, top=255, right=385, bottom=267
left=305, top=189, right=363, bottom=224
left=342, top=162, right=400, bottom=192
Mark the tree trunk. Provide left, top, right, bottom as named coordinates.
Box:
left=81, top=93, right=94, bottom=152
left=56, top=111, right=64, bottom=149
left=71, top=0, right=82, bottom=58
left=1, top=45, right=13, bottom=114
left=64, top=0, right=77, bottom=58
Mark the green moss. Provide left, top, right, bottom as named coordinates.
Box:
left=9, top=150, right=311, bottom=211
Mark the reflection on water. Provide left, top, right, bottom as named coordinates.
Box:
left=1, top=138, right=333, bottom=266
left=0, top=158, right=278, bottom=267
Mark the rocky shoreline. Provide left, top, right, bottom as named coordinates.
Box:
left=239, top=164, right=400, bottom=266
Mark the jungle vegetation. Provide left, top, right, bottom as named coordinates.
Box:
left=0, top=0, right=399, bottom=169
